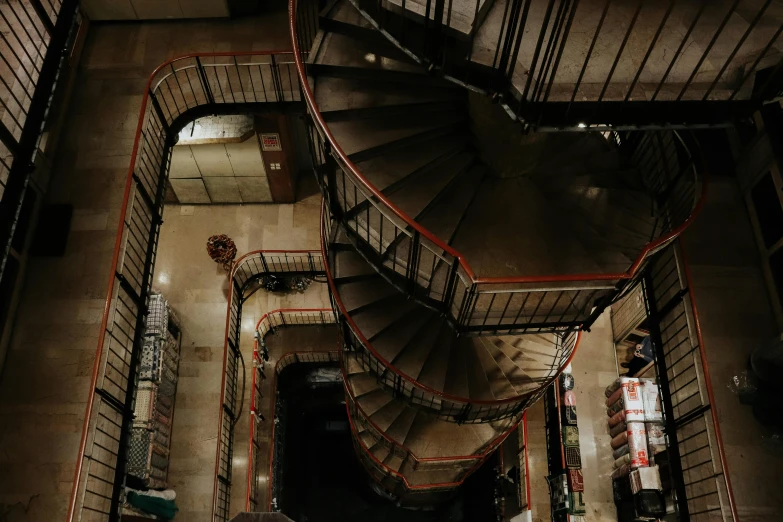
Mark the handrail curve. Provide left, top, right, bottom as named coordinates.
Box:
left=288, top=0, right=708, bottom=290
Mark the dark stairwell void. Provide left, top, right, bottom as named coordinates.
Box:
left=274, top=362, right=501, bottom=522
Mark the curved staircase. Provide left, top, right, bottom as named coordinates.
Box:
left=293, top=0, right=705, bottom=503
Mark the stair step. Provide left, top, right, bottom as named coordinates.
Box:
left=335, top=277, right=398, bottom=313
left=314, top=30, right=421, bottom=74
left=369, top=400, right=408, bottom=431
left=349, top=372, right=382, bottom=398
left=472, top=337, right=517, bottom=400
left=463, top=342, right=495, bottom=400
left=383, top=453, right=405, bottom=473
left=315, top=76, right=462, bottom=116
left=372, top=308, right=434, bottom=364
left=327, top=111, right=463, bottom=159
left=388, top=317, right=444, bottom=380
left=356, top=388, right=395, bottom=416
left=414, top=324, right=453, bottom=396
left=385, top=406, right=419, bottom=442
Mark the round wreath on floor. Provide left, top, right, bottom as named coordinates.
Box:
left=207, top=234, right=237, bottom=271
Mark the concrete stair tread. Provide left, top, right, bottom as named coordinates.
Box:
left=383, top=453, right=405, bottom=473
left=349, top=372, right=383, bottom=398
left=315, top=76, right=463, bottom=115
left=387, top=315, right=444, bottom=379
left=381, top=0, right=494, bottom=37
left=326, top=112, right=464, bottom=158
left=480, top=337, right=541, bottom=394
left=385, top=407, right=419, bottom=441
left=463, top=342, right=495, bottom=400
left=356, top=388, right=395, bottom=416
left=353, top=296, right=420, bottom=341
left=335, top=276, right=398, bottom=312
left=387, top=151, right=475, bottom=221
left=334, top=248, right=378, bottom=279
left=402, top=409, right=505, bottom=458
left=369, top=400, right=408, bottom=431
left=370, top=441, right=391, bottom=462
left=314, top=30, right=421, bottom=74
left=352, top=132, right=469, bottom=196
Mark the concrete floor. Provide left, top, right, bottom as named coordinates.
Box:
left=0, top=5, right=781, bottom=522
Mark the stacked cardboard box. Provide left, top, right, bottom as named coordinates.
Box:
left=606, top=377, right=666, bottom=520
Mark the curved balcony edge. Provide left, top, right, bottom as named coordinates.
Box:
left=289, top=0, right=709, bottom=336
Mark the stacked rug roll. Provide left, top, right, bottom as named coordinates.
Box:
left=606, top=377, right=667, bottom=520
left=129, top=292, right=182, bottom=489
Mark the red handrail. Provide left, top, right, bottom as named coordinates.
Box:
left=288, top=0, right=708, bottom=287
left=523, top=412, right=531, bottom=511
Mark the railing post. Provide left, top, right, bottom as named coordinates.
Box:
left=148, top=90, right=171, bottom=135
left=642, top=271, right=691, bottom=521
left=406, top=230, right=421, bottom=295
left=28, top=0, right=54, bottom=36
left=195, top=57, right=216, bottom=105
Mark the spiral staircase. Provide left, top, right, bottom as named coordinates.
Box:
left=292, top=0, right=707, bottom=504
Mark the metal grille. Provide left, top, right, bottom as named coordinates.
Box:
left=643, top=243, right=737, bottom=522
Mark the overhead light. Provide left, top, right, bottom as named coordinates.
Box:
left=577, top=123, right=587, bottom=128
left=364, top=53, right=377, bottom=63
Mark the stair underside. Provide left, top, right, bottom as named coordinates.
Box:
left=345, top=352, right=509, bottom=484
left=332, top=234, right=567, bottom=404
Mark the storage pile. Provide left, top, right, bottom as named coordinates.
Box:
left=606, top=377, right=666, bottom=520
left=548, top=367, right=586, bottom=522
left=129, top=293, right=181, bottom=489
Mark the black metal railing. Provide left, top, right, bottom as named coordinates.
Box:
left=292, top=0, right=707, bottom=337
left=213, top=254, right=325, bottom=522
left=349, top=0, right=783, bottom=129
left=246, top=312, right=338, bottom=513
left=0, top=0, right=77, bottom=235
left=68, top=52, right=308, bottom=522
left=322, top=196, right=584, bottom=422
left=642, top=243, right=738, bottom=522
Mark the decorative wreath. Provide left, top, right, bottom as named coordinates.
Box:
left=207, top=234, right=237, bottom=271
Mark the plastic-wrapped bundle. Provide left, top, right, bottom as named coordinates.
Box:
left=565, top=446, right=582, bottom=469
left=561, top=373, right=575, bottom=391
left=611, top=430, right=628, bottom=449
left=646, top=423, right=666, bottom=456
left=145, top=294, right=169, bottom=338
left=563, top=405, right=578, bottom=425
left=627, top=422, right=649, bottom=468
left=614, top=453, right=630, bottom=469
left=621, top=378, right=645, bottom=422
left=640, top=379, right=663, bottom=422
left=611, top=462, right=631, bottom=479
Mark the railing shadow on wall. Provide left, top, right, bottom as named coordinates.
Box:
left=290, top=0, right=709, bottom=340
left=66, top=50, right=309, bottom=522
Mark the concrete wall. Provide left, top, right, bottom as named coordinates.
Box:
left=81, top=0, right=230, bottom=21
